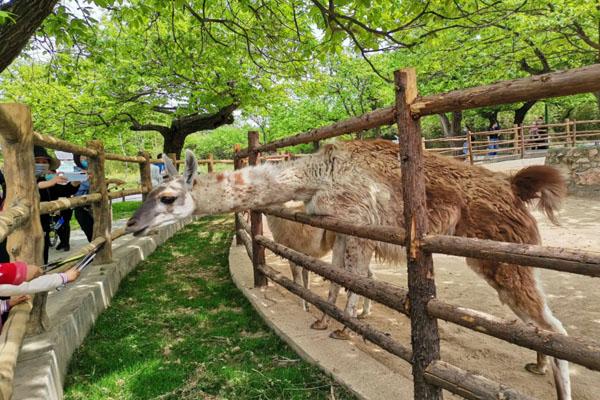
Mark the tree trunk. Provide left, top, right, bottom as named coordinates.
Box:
left=450, top=111, right=462, bottom=136
left=0, top=0, right=59, bottom=73
left=513, top=100, right=537, bottom=125
left=161, top=131, right=187, bottom=159
left=128, top=102, right=238, bottom=159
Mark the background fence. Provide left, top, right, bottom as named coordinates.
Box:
left=424, top=119, right=600, bottom=164
left=232, top=64, right=600, bottom=400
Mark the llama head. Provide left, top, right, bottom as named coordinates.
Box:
left=126, top=150, right=198, bottom=236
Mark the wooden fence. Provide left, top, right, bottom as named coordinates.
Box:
left=232, top=64, right=600, bottom=400
left=424, top=119, right=600, bottom=164
left=0, top=104, right=161, bottom=400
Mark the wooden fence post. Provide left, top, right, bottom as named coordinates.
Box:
left=233, top=144, right=243, bottom=245
left=564, top=119, right=571, bottom=147
left=88, top=140, right=112, bottom=264
left=207, top=153, right=214, bottom=173
left=572, top=119, right=577, bottom=146
left=248, top=131, right=268, bottom=287
left=466, top=131, right=474, bottom=165
left=138, top=151, right=152, bottom=200
left=394, top=69, right=442, bottom=400
left=513, top=124, right=519, bottom=155
left=0, top=104, right=44, bottom=396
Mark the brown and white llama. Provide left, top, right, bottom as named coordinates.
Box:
left=126, top=140, right=571, bottom=400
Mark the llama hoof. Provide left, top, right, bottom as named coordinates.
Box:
left=329, top=329, right=351, bottom=340
left=525, top=363, right=547, bottom=375
left=357, top=311, right=371, bottom=319
left=310, top=319, right=328, bottom=330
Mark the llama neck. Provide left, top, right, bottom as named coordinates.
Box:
left=191, top=159, right=317, bottom=215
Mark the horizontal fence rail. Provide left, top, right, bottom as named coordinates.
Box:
left=258, top=207, right=600, bottom=278
left=0, top=202, right=31, bottom=244
left=412, top=64, right=600, bottom=116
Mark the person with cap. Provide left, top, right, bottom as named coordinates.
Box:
left=34, top=146, right=81, bottom=263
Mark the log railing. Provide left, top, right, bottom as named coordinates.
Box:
left=0, top=104, right=157, bottom=400
left=233, top=64, right=600, bottom=400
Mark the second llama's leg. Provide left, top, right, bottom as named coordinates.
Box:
left=467, top=259, right=571, bottom=400
left=358, top=266, right=374, bottom=319
left=330, top=237, right=373, bottom=340
left=289, top=262, right=309, bottom=312
left=301, top=266, right=310, bottom=312
left=311, top=236, right=346, bottom=330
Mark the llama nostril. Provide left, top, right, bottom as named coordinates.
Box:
left=126, top=219, right=137, bottom=227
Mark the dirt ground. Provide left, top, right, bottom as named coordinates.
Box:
left=263, top=196, right=600, bottom=400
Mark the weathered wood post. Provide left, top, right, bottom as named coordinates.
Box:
left=0, top=104, right=43, bottom=396
left=572, top=119, right=577, bottom=146
left=513, top=124, right=520, bottom=155
left=88, top=140, right=112, bottom=263
left=394, top=69, right=442, bottom=400
left=207, top=153, right=214, bottom=173
left=466, top=131, right=474, bottom=165
left=233, top=144, right=243, bottom=246
left=138, top=150, right=152, bottom=200
left=564, top=119, right=571, bottom=147
left=248, top=131, right=268, bottom=287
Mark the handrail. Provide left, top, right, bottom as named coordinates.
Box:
left=33, top=132, right=98, bottom=157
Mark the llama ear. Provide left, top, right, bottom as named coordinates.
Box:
left=184, top=149, right=198, bottom=186
left=162, top=153, right=179, bottom=177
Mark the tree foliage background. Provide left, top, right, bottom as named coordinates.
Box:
left=1, top=0, right=599, bottom=160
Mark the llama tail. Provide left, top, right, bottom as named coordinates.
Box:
left=510, top=165, right=567, bottom=225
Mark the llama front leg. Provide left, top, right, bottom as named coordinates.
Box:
left=358, top=266, right=374, bottom=319
left=289, top=262, right=310, bottom=312
left=311, top=236, right=345, bottom=330
left=330, top=237, right=372, bottom=340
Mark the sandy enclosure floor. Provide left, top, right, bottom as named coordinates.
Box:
left=262, top=197, right=600, bottom=400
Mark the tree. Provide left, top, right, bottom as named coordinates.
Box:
left=0, top=0, right=58, bottom=73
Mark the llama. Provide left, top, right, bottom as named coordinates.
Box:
left=126, top=140, right=570, bottom=400
left=266, top=202, right=374, bottom=317
left=265, top=202, right=336, bottom=311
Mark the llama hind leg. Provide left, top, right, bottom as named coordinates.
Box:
left=470, top=259, right=571, bottom=400
left=311, top=236, right=345, bottom=330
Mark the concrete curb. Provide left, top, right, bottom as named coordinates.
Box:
left=12, top=218, right=192, bottom=400
left=228, top=241, right=413, bottom=400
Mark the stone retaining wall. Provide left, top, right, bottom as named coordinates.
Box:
left=546, top=146, right=600, bottom=198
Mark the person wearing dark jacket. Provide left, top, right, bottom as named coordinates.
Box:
left=72, top=154, right=94, bottom=242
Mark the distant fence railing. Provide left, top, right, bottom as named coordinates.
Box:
left=424, top=119, right=600, bottom=164
left=232, top=64, right=600, bottom=400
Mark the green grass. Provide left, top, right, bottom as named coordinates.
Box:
left=112, top=200, right=142, bottom=221
left=64, top=216, right=356, bottom=400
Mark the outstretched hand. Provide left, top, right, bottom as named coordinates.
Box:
left=64, top=267, right=80, bottom=283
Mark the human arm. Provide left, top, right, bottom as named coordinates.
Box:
left=0, top=267, right=79, bottom=296
left=38, top=175, right=68, bottom=189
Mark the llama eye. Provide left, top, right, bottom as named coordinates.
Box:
left=160, top=196, right=177, bottom=205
